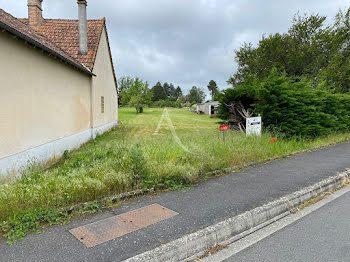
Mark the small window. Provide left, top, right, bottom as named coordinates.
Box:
left=101, top=96, right=105, bottom=114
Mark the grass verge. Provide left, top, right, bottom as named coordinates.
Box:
left=1, top=107, right=350, bottom=243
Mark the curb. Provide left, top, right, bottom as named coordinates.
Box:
left=123, top=169, right=350, bottom=262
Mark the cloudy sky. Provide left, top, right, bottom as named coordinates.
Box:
left=1, top=0, right=349, bottom=97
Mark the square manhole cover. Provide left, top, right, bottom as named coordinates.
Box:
left=70, top=204, right=178, bottom=248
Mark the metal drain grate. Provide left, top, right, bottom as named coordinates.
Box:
left=69, top=204, right=178, bottom=248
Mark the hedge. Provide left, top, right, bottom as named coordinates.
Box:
left=218, top=70, right=350, bottom=138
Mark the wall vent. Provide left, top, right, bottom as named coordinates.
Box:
left=101, top=96, right=105, bottom=114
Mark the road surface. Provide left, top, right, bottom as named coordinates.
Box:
left=225, top=190, right=350, bottom=262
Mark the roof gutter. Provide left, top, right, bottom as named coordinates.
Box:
left=0, top=20, right=95, bottom=76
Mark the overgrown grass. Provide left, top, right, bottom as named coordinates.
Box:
left=1, top=108, right=350, bottom=240
left=0, top=207, right=72, bottom=245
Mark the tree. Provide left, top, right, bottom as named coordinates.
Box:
left=174, top=86, right=183, bottom=100
left=118, top=76, right=134, bottom=92
left=168, top=83, right=176, bottom=98
left=178, top=94, right=190, bottom=104
left=317, top=9, right=350, bottom=93
left=189, top=86, right=206, bottom=104
left=151, top=82, right=167, bottom=101
left=128, top=78, right=152, bottom=113
left=118, top=76, right=135, bottom=106
left=129, top=96, right=145, bottom=113
left=163, top=83, right=171, bottom=98
left=227, top=10, right=350, bottom=93
left=207, top=80, right=219, bottom=100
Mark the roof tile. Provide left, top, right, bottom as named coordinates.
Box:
left=19, top=18, right=104, bottom=70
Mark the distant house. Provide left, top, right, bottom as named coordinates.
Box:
left=195, top=101, right=220, bottom=115
left=0, top=0, right=118, bottom=174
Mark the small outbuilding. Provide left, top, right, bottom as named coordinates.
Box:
left=195, top=101, right=220, bottom=115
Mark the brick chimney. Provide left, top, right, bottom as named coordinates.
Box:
left=28, top=0, right=43, bottom=29
left=78, top=0, right=88, bottom=55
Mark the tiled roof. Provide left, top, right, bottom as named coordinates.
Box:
left=0, top=9, right=93, bottom=75
left=20, top=18, right=104, bottom=70
left=19, top=17, right=117, bottom=90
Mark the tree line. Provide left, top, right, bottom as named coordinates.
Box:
left=118, top=77, right=220, bottom=113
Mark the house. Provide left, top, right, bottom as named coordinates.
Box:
left=0, top=0, right=118, bottom=175
left=195, top=101, right=220, bottom=115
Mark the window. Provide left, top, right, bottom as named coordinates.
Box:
left=101, top=96, right=105, bottom=114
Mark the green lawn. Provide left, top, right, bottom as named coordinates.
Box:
left=1, top=107, right=350, bottom=222
left=118, top=107, right=220, bottom=136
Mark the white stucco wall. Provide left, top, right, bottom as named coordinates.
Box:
left=0, top=121, right=117, bottom=175
left=91, top=27, right=118, bottom=128
left=0, top=30, right=92, bottom=173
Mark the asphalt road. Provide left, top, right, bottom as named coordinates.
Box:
left=225, top=191, right=350, bottom=262
left=1, top=142, right=350, bottom=262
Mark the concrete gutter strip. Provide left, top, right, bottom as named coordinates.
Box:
left=123, top=170, right=350, bottom=262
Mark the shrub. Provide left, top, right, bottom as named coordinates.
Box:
left=218, top=69, right=350, bottom=138
left=152, top=99, right=182, bottom=108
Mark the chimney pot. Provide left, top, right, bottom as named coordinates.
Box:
left=28, top=0, right=43, bottom=29
left=78, top=0, right=88, bottom=55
